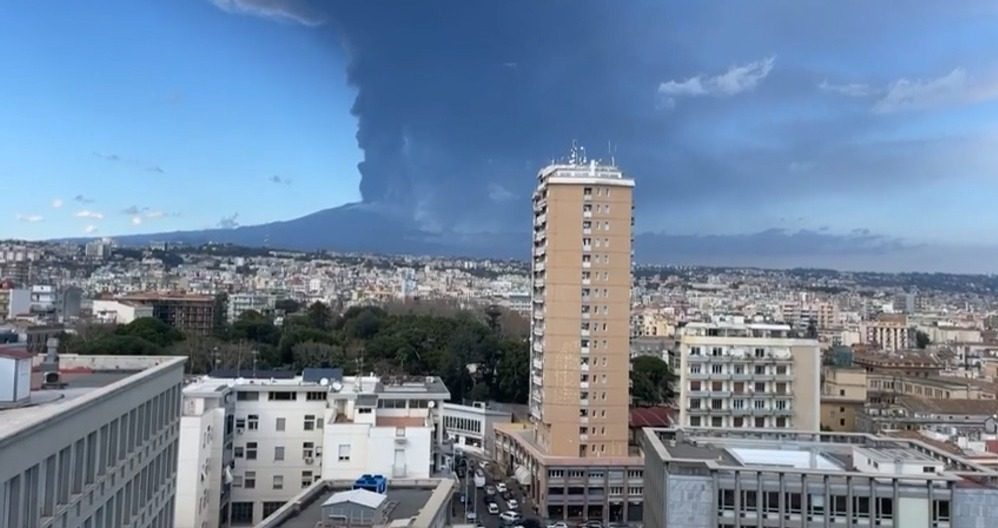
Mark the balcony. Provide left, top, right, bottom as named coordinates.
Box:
left=774, top=408, right=794, bottom=416
left=581, top=329, right=590, bottom=337
left=533, top=326, right=544, bottom=337
left=583, top=228, right=592, bottom=235
left=582, top=261, right=591, bottom=269
left=580, top=346, right=590, bottom=355
left=535, top=278, right=545, bottom=288
left=750, top=408, right=771, bottom=416
left=580, top=399, right=589, bottom=406
left=580, top=381, right=589, bottom=389
left=582, top=245, right=592, bottom=252
left=580, top=416, right=589, bottom=425
left=535, top=246, right=546, bottom=257
left=533, top=341, right=543, bottom=353
left=533, top=310, right=544, bottom=321
left=582, top=278, right=591, bottom=286
left=583, top=211, right=592, bottom=219
left=708, top=390, right=732, bottom=398
left=580, top=434, right=589, bottom=442
left=580, top=363, right=589, bottom=372
left=532, top=358, right=543, bottom=370
left=687, top=372, right=709, bottom=381
left=731, top=372, right=753, bottom=381
left=535, top=214, right=547, bottom=226
left=731, top=407, right=752, bottom=416
left=687, top=355, right=709, bottom=363
left=534, top=231, right=546, bottom=242
left=535, top=262, right=546, bottom=272
left=582, top=312, right=590, bottom=320
left=533, top=375, right=543, bottom=386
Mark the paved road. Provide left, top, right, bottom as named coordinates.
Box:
left=452, top=455, right=540, bottom=528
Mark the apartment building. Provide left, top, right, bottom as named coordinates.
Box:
left=227, top=292, right=277, bottom=323
left=820, top=366, right=867, bottom=432
left=677, top=317, right=821, bottom=431
left=642, top=427, right=998, bottom=528
left=496, top=150, right=642, bottom=524
left=857, top=397, right=998, bottom=435
left=780, top=296, right=839, bottom=330
left=861, top=314, right=914, bottom=351
left=92, top=299, right=154, bottom=325
left=176, top=369, right=450, bottom=526
left=0, top=348, right=185, bottom=528
left=441, top=401, right=512, bottom=457
left=119, top=292, right=217, bottom=335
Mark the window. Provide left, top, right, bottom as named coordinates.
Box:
left=711, top=381, right=723, bottom=391
left=733, top=399, right=745, bottom=410
left=718, top=489, right=735, bottom=510
left=878, top=497, right=893, bottom=518
left=263, top=501, right=284, bottom=518
left=306, top=391, right=326, bottom=401
left=304, top=415, right=317, bottom=431
left=236, top=392, right=258, bottom=401
left=853, top=496, right=870, bottom=517
left=303, top=442, right=315, bottom=458
left=786, top=492, right=801, bottom=514
left=922, top=466, right=935, bottom=473
left=776, top=417, right=787, bottom=428
left=234, top=447, right=244, bottom=458
left=742, top=490, right=757, bottom=508
left=247, top=414, right=259, bottom=430
left=754, top=417, right=766, bottom=427
left=338, top=444, right=351, bottom=462
left=755, top=348, right=765, bottom=358
left=764, top=491, right=780, bottom=513
left=711, top=365, right=723, bottom=374
left=274, top=446, right=284, bottom=461
left=235, top=418, right=246, bottom=429
left=273, top=475, right=283, bottom=490
left=933, top=500, right=950, bottom=523
left=711, top=399, right=723, bottom=410
left=245, top=442, right=257, bottom=460
left=754, top=399, right=765, bottom=409
left=275, top=417, right=286, bottom=431
left=690, top=346, right=701, bottom=356
left=268, top=391, right=296, bottom=401
left=754, top=382, right=766, bottom=392
left=231, top=502, right=253, bottom=523
left=301, top=471, right=313, bottom=488
left=690, top=416, right=701, bottom=427
left=711, top=416, right=723, bottom=427
left=754, top=365, right=766, bottom=375
left=733, top=417, right=743, bottom=427
left=628, top=487, right=642, bottom=496
left=244, top=471, right=256, bottom=489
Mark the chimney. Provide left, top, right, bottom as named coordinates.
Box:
left=41, top=337, right=65, bottom=389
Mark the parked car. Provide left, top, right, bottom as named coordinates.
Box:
left=500, top=511, right=523, bottom=524
left=496, top=482, right=508, bottom=493
left=507, top=499, right=519, bottom=510
left=466, top=511, right=477, bottom=522
left=547, top=522, right=569, bottom=528
left=488, top=503, right=500, bottom=514
left=583, top=521, right=602, bottom=528
left=485, top=485, right=497, bottom=497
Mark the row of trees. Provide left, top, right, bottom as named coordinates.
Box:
left=61, top=300, right=675, bottom=407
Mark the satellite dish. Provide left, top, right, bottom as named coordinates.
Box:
left=331, top=380, right=343, bottom=392
left=320, top=377, right=330, bottom=386
left=427, top=401, right=436, bottom=408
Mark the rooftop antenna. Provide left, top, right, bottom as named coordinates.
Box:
left=608, top=140, right=616, bottom=167
left=569, top=140, right=579, bottom=165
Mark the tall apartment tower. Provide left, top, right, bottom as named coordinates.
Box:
left=529, top=149, right=634, bottom=458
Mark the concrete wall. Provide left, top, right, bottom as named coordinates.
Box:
left=320, top=423, right=432, bottom=480
left=954, top=488, right=998, bottom=528
left=664, top=475, right=713, bottom=528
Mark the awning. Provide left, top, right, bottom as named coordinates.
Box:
left=514, top=465, right=531, bottom=486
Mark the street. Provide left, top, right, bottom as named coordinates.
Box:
left=452, top=453, right=541, bottom=528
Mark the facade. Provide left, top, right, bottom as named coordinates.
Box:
left=857, top=396, right=998, bottom=434
left=0, top=288, right=30, bottom=320
left=495, top=151, right=641, bottom=525
left=0, top=353, right=186, bottom=528
left=177, top=370, right=450, bottom=526
left=677, top=317, right=821, bottom=431
left=780, top=298, right=839, bottom=330
left=861, top=314, right=914, bottom=351
left=820, top=367, right=867, bottom=432
left=227, top=292, right=277, bottom=323
left=92, top=299, right=155, bottom=325
left=642, top=427, right=998, bottom=528
left=528, top=152, right=635, bottom=458
left=441, top=401, right=512, bottom=457
left=120, top=293, right=217, bottom=335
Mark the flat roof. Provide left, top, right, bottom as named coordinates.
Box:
left=273, top=487, right=434, bottom=528
left=0, top=356, right=185, bottom=443
left=644, top=428, right=998, bottom=483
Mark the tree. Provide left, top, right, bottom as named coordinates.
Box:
left=231, top=310, right=280, bottom=345
left=275, top=299, right=302, bottom=314
left=916, top=330, right=931, bottom=349
left=116, top=317, right=183, bottom=347
left=496, top=339, right=529, bottom=403
left=630, top=356, right=676, bottom=406
left=304, top=301, right=334, bottom=330
left=79, top=335, right=163, bottom=356
left=291, top=341, right=349, bottom=370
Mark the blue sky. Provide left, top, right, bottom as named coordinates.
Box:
left=5, top=1, right=998, bottom=271
left=1, top=0, right=361, bottom=238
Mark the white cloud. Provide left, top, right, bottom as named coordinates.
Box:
left=144, top=210, right=164, bottom=219
left=487, top=183, right=515, bottom=203
left=51, top=198, right=63, bottom=209
left=84, top=225, right=98, bottom=234
left=209, top=0, right=325, bottom=27
left=874, top=68, right=970, bottom=113
left=658, top=56, right=775, bottom=108
left=131, top=216, right=143, bottom=225
left=819, top=80, right=876, bottom=97
left=15, top=213, right=43, bottom=223
left=75, top=210, right=104, bottom=220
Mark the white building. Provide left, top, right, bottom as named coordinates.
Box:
left=0, top=346, right=32, bottom=403
left=92, top=299, right=154, bottom=325
left=0, top=351, right=186, bottom=528
left=677, top=316, right=821, bottom=431
left=227, top=293, right=277, bottom=323
left=176, top=369, right=451, bottom=526
left=441, top=402, right=512, bottom=457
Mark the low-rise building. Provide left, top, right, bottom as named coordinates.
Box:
left=441, top=402, right=512, bottom=458
left=227, top=293, right=277, bottom=323
left=119, top=292, right=217, bottom=335
left=820, top=366, right=867, bottom=432
left=642, top=427, right=998, bottom=528
left=177, top=370, right=451, bottom=526
left=92, top=299, right=154, bottom=325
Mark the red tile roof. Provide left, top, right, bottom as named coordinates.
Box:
left=629, top=406, right=675, bottom=428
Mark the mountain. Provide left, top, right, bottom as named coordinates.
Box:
left=107, top=203, right=527, bottom=259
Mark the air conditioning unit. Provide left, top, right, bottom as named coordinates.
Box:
left=236, top=428, right=244, bottom=435
left=315, top=448, right=322, bottom=457
left=305, top=457, right=314, bottom=465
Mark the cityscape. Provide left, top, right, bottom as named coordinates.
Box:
left=4, top=2, right=998, bottom=528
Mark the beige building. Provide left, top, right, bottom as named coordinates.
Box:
left=677, top=317, right=821, bottom=431
left=497, top=152, right=644, bottom=524
left=820, top=366, right=867, bottom=431
left=528, top=154, right=634, bottom=459
left=861, top=313, right=914, bottom=351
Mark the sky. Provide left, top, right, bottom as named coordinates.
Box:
left=4, top=1, right=998, bottom=272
